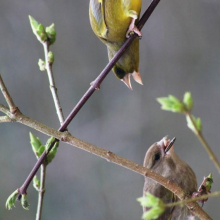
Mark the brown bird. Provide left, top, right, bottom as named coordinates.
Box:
left=143, top=137, right=197, bottom=220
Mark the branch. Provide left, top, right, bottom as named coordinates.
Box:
left=14, top=0, right=162, bottom=200
left=36, top=163, right=46, bottom=220
left=35, top=30, right=64, bottom=220
left=0, top=74, right=17, bottom=113
left=0, top=105, right=213, bottom=220
left=186, top=112, right=220, bottom=173
left=0, top=115, right=13, bottom=122
left=42, top=41, right=65, bottom=125
left=165, top=191, right=220, bottom=208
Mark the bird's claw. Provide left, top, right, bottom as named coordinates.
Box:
left=126, top=18, right=142, bottom=39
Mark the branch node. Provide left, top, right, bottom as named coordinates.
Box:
left=90, top=81, right=100, bottom=90
left=106, top=151, right=113, bottom=162
left=60, top=131, right=70, bottom=142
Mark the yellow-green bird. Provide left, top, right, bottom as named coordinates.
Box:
left=89, top=0, right=142, bottom=89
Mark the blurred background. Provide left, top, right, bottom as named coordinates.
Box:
left=0, top=0, right=219, bottom=219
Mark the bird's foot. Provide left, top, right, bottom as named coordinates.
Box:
left=126, top=18, right=142, bottom=39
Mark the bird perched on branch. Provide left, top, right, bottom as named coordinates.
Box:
left=143, top=137, right=197, bottom=220
left=89, top=0, right=142, bottom=89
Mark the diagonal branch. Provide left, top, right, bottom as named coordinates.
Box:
left=0, top=74, right=17, bottom=113
left=0, top=104, right=213, bottom=220
left=14, top=0, right=162, bottom=200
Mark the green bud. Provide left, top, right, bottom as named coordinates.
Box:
left=30, top=132, right=42, bottom=155
left=29, top=15, right=39, bottom=32
left=205, top=173, right=213, bottom=191
left=157, top=95, right=186, bottom=113
left=36, top=145, right=45, bottom=157
left=186, top=115, right=202, bottom=133
left=46, top=23, right=56, bottom=45
left=21, top=194, right=30, bottom=210
left=48, top=51, right=54, bottom=64
left=29, top=16, right=47, bottom=42
left=208, top=173, right=213, bottom=179
left=137, top=193, right=164, bottom=208
left=46, top=140, right=59, bottom=164
left=36, top=24, right=47, bottom=41
left=38, top=59, right=46, bottom=71
left=5, top=190, right=19, bottom=210
left=183, top=92, right=193, bottom=111
left=33, top=175, right=41, bottom=191
left=142, top=206, right=165, bottom=220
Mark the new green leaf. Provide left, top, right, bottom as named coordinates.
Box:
left=21, top=194, right=30, bottom=210
left=183, top=92, right=193, bottom=111
left=186, top=115, right=202, bottom=133
left=5, top=190, right=19, bottom=210
left=46, top=23, right=56, bottom=45
left=157, top=95, right=186, bottom=113
left=30, top=132, right=42, bottom=155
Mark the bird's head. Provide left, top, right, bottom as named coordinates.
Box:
left=143, top=136, right=177, bottom=176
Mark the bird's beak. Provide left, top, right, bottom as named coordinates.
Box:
left=157, top=136, right=176, bottom=155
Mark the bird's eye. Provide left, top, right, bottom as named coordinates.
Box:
left=154, top=153, right=160, bottom=161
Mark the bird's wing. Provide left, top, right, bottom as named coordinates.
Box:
left=89, top=0, right=108, bottom=39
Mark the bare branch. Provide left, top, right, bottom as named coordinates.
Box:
left=165, top=191, right=220, bottom=208
left=0, top=75, right=17, bottom=113
left=0, top=105, right=213, bottom=220
left=0, top=115, right=13, bottom=123
left=43, top=41, right=65, bottom=125
left=36, top=163, right=46, bottom=220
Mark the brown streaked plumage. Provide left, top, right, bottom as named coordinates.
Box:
left=143, top=137, right=197, bottom=220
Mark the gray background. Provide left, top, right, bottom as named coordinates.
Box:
left=0, top=0, right=220, bottom=219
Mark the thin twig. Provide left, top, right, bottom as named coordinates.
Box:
left=43, top=41, right=65, bottom=125
left=165, top=191, right=220, bottom=208
left=0, top=105, right=213, bottom=220
left=36, top=163, right=46, bottom=220
left=186, top=112, right=220, bottom=174
left=35, top=38, right=65, bottom=220
left=0, top=115, right=12, bottom=122
left=16, top=0, right=162, bottom=200
left=0, top=74, right=17, bottom=113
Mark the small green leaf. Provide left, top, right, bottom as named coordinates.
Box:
left=157, top=95, right=186, bottom=113
left=186, top=115, right=202, bottom=133
left=36, top=24, right=47, bottom=41
left=33, top=175, right=41, bottom=191
left=36, top=145, right=45, bottom=157
left=21, top=194, right=30, bottom=210
left=142, top=206, right=165, bottom=220
left=29, top=16, right=47, bottom=42
left=138, top=193, right=165, bottom=219
left=205, top=173, right=213, bottom=191
left=138, top=193, right=164, bottom=207
left=183, top=92, right=193, bottom=111
left=48, top=51, right=54, bottom=64
left=30, top=132, right=42, bottom=154
left=29, top=15, right=39, bottom=32
left=137, top=193, right=161, bottom=208
left=46, top=23, right=56, bottom=45
left=46, top=141, right=58, bottom=164
left=5, top=190, right=19, bottom=210
left=38, top=59, right=46, bottom=71
left=208, top=173, right=213, bottom=179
